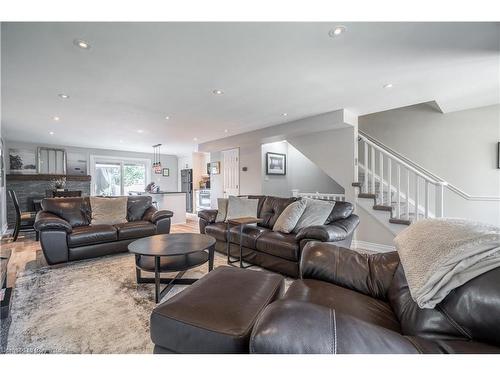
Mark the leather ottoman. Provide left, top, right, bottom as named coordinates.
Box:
left=150, top=266, right=285, bottom=353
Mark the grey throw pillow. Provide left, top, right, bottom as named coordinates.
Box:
left=292, top=198, right=335, bottom=233
left=215, top=198, right=228, bottom=222
left=225, top=196, right=259, bottom=221
left=90, top=197, right=128, bottom=225
left=273, top=199, right=307, bottom=233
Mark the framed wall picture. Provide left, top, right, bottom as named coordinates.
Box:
left=9, top=148, right=37, bottom=174
left=266, top=152, right=286, bottom=175
left=209, top=161, right=220, bottom=175
left=162, top=168, right=170, bottom=177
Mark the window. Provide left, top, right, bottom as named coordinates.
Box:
left=90, top=156, right=150, bottom=196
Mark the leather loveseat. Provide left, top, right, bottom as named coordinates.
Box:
left=250, top=242, right=500, bottom=354
left=34, top=196, right=173, bottom=265
left=198, top=195, right=359, bottom=278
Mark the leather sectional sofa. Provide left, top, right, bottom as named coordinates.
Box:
left=198, top=195, right=359, bottom=278
left=34, top=196, right=173, bottom=264
left=250, top=242, right=500, bottom=354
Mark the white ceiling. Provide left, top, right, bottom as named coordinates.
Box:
left=2, top=22, right=499, bottom=156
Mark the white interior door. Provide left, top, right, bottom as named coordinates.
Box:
left=222, top=148, right=240, bottom=197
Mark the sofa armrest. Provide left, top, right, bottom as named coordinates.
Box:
left=142, top=207, right=173, bottom=224
left=198, top=209, right=218, bottom=224
left=250, top=300, right=418, bottom=354
left=295, top=215, right=359, bottom=242
left=34, top=211, right=72, bottom=233
left=300, top=242, right=400, bottom=300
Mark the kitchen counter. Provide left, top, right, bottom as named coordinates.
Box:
left=129, top=191, right=185, bottom=195
left=130, top=192, right=186, bottom=224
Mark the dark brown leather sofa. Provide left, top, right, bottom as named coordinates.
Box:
left=250, top=242, right=500, bottom=354
left=34, top=196, right=173, bottom=265
left=198, top=196, right=359, bottom=278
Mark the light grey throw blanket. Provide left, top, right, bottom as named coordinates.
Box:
left=394, top=218, right=500, bottom=309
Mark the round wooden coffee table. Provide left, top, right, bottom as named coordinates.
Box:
left=128, top=233, right=216, bottom=303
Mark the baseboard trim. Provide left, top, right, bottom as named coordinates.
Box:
left=352, top=240, right=395, bottom=253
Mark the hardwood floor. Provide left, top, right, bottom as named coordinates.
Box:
left=0, top=218, right=200, bottom=289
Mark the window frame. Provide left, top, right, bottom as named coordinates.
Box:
left=89, top=154, right=151, bottom=196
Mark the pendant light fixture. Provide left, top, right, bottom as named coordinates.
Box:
left=152, top=144, right=162, bottom=174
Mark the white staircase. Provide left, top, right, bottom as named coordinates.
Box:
left=354, top=130, right=447, bottom=230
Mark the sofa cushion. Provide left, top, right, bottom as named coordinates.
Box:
left=256, top=231, right=300, bottom=261
left=205, top=222, right=233, bottom=242
left=90, top=196, right=128, bottom=225
left=215, top=198, right=229, bottom=222
left=273, top=199, right=307, bottom=233
left=258, top=196, right=297, bottom=229
left=114, top=220, right=156, bottom=240
left=285, top=279, right=401, bottom=333
left=68, top=224, right=118, bottom=247
left=41, top=197, right=90, bottom=227
left=127, top=195, right=153, bottom=221
left=226, top=196, right=259, bottom=221
left=293, top=198, right=335, bottom=233
left=229, top=225, right=270, bottom=248
left=325, top=201, right=354, bottom=224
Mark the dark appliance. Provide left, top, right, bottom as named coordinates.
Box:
left=181, top=168, right=193, bottom=213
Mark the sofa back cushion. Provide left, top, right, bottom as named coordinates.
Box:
left=325, top=201, right=354, bottom=224
left=388, top=264, right=500, bottom=346
left=258, top=196, right=298, bottom=229
left=41, top=197, right=91, bottom=227
left=292, top=198, right=335, bottom=233
left=90, top=196, right=128, bottom=225
left=215, top=198, right=229, bottom=222
left=225, top=196, right=259, bottom=221
left=127, top=195, right=153, bottom=221
left=273, top=199, right=307, bottom=233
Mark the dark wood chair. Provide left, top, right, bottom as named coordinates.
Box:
left=8, top=190, right=38, bottom=242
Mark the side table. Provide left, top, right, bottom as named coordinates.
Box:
left=226, top=217, right=262, bottom=269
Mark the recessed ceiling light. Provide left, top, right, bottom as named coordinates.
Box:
left=58, top=94, right=70, bottom=99
left=329, top=26, right=347, bottom=37
left=74, top=39, right=91, bottom=49
left=119, top=139, right=123, bottom=143
left=165, top=116, right=170, bottom=120
left=137, top=129, right=144, bottom=133
left=383, top=83, right=394, bottom=89
left=282, top=113, right=288, bottom=117
left=193, top=137, right=198, bottom=142
left=49, top=131, right=54, bottom=135
left=53, top=116, right=60, bottom=121
left=224, top=129, right=228, bottom=133
left=213, top=89, right=224, bottom=95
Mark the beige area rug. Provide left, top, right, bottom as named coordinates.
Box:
left=5, top=252, right=288, bottom=354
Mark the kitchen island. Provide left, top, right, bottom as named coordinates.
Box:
left=130, top=191, right=187, bottom=224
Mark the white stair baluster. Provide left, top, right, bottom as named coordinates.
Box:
left=379, top=152, right=384, bottom=205
left=435, top=182, right=445, bottom=217
left=387, top=158, right=392, bottom=208
left=363, top=140, right=368, bottom=194
left=424, top=181, right=429, bottom=218
left=371, top=146, right=376, bottom=194
left=414, top=174, right=420, bottom=222
left=396, top=163, right=401, bottom=219
left=406, top=169, right=410, bottom=219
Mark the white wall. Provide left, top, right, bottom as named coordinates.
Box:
left=261, top=141, right=344, bottom=197
left=359, top=102, right=500, bottom=226
left=4, top=140, right=179, bottom=192
left=198, top=110, right=356, bottom=207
